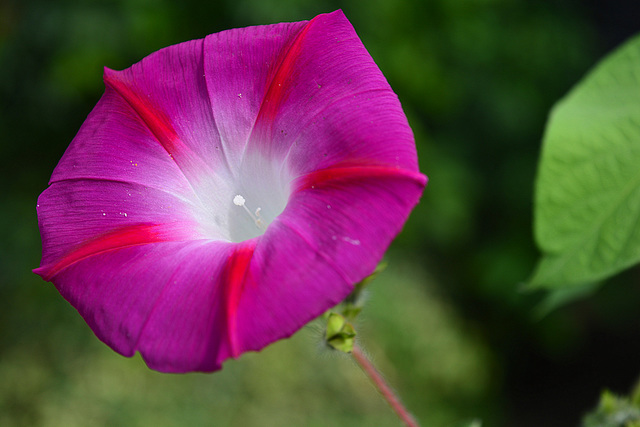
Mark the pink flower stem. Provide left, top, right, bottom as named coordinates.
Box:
left=351, top=344, right=420, bottom=427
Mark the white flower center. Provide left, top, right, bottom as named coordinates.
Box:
left=232, top=194, right=267, bottom=232
left=193, top=150, right=291, bottom=243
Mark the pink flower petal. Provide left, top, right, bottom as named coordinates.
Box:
left=50, top=38, right=220, bottom=188
left=35, top=179, right=206, bottom=270
left=47, top=240, right=243, bottom=372
left=248, top=11, right=419, bottom=175
left=34, top=10, right=427, bottom=373
left=203, top=19, right=308, bottom=167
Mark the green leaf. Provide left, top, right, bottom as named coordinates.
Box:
left=532, top=281, right=600, bottom=319
left=531, top=33, right=640, bottom=290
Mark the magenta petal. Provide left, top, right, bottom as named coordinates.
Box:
left=35, top=179, right=206, bottom=271
left=248, top=11, right=419, bottom=175
left=47, top=240, right=244, bottom=372
left=50, top=38, right=222, bottom=190
left=100, top=39, right=224, bottom=177
left=35, top=10, right=426, bottom=373
left=203, top=19, right=308, bottom=167
left=229, top=166, right=426, bottom=355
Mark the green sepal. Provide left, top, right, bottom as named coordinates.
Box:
left=340, top=262, right=387, bottom=321
left=321, top=263, right=388, bottom=352
left=345, top=262, right=387, bottom=305
left=325, top=312, right=356, bottom=353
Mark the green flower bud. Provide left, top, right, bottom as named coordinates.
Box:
left=325, top=312, right=356, bottom=353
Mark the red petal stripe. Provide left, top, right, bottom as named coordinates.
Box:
left=294, top=164, right=428, bottom=192
left=35, top=223, right=179, bottom=281
left=255, top=17, right=315, bottom=125
left=222, top=241, right=257, bottom=357
left=104, top=69, right=182, bottom=156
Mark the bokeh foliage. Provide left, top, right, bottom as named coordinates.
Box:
left=582, top=385, right=640, bottom=427
left=2, top=0, right=640, bottom=426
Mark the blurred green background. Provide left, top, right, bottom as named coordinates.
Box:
left=2, top=0, right=640, bottom=426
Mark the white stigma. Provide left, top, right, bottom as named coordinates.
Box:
left=233, top=194, right=266, bottom=231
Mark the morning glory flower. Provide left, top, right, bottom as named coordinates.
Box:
left=34, top=10, right=426, bottom=373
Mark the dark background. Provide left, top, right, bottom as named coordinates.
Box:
left=2, top=0, right=640, bottom=425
